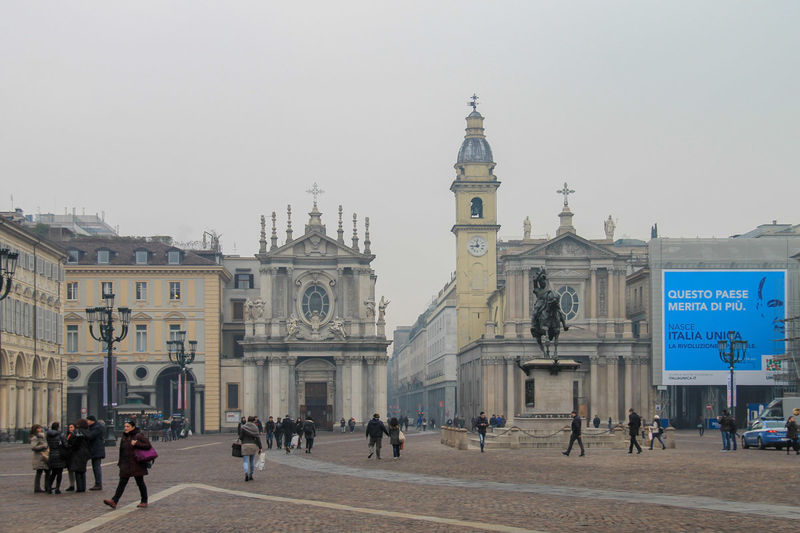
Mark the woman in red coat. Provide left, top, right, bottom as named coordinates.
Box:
left=103, top=420, right=151, bottom=509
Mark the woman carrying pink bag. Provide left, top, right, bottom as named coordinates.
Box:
left=103, top=420, right=152, bottom=509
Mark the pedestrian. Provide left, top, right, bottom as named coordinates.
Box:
left=282, top=415, right=294, bottom=454
left=348, top=417, right=356, bottom=433
left=430, top=418, right=436, bottom=430
left=627, top=408, right=642, bottom=454
left=340, top=417, right=346, bottom=433
left=562, top=411, right=586, bottom=457
left=170, top=417, right=180, bottom=441
left=182, top=418, right=191, bottom=438
left=86, top=415, right=105, bottom=491
left=649, top=415, right=666, bottom=450
left=592, top=414, right=601, bottom=428
left=422, top=417, right=427, bottom=431
left=728, top=415, right=738, bottom=451
left=162, top=417, right=170, bottom=442
left=476, top=411, right=489, bottom=453
left=302, top=416, right=316, bottom=453
left=275, top=417, right=283, bottom=449
left=718, top=410, right=730, bottom=450
left=30, top=424, right=49, bottom=493
left=697, top=416, right=705, bottom=436
left=65, top=423, right=76, bottom=492
left=786, top=415, right=799, bottom=455
left=45, top=422, right=68, bottom=494
left=295, top=417, right=304, bottom=450
left=103, top=420, right=152, bottom=509
left=608, top=417, right=613, bottom=434
left=388, top=417, right=402, bottom=459
left=366, top=413, right=389, bottom=459
left=256, top=417, right=263, bottom=434
left=237, top=416, right=246, bottom=434
left=265, top=416, right=275, bottom=450
left=68, top=419, right=90, bottom=492
left=402, top=416, right=409, bottom=432
left=238, top=416, right=263, bottom=481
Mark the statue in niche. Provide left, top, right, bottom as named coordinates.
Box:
left=310, top=310, right=321, bottom=332
left=245, top=298, right=265, bottom=321
left=286, top=314, right=299, bottom=339
left=377, top=296, right=390, bottom=322
left=329, top=316, right=347, bottom=339
left=604, top=215, right=616, bottom=241
left=364, top=299, right=376, bottom=319
left=523, top=216, right=531, bottom=240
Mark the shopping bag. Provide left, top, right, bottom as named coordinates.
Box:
left=398, top=430, right=406, bottom=443
left=255, top=452, right=266, bottom=471
left=188, top=430, right=192, bottom=436
left=291, top=434, right=299, bottom=448
left=648, top=429, right=653, bottom=441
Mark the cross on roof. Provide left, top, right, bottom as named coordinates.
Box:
left=306, top=182, right=325, bottom=207
left=468, top=93, right=479, bottom=111
left=556, top=182, right=575, bottom=206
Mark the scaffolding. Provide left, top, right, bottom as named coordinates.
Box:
left=772, top=315, right=800, bottom=392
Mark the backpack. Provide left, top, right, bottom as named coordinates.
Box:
left=303, top=421, right=314, bottom=435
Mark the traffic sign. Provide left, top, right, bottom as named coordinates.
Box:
left=706, top=404, right=712, bottom=410
left=80, top=407, right=87, bottom=415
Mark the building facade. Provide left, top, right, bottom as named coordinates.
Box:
left=0, top=218, right=67, bottom=440
left=61, top=237, right=230, bottom=433
left=223, top=202, right=391, bottom=431
left=451, top=108, right=651, bottom=424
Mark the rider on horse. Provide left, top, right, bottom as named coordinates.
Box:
left=531, top=268, right=569, bottom=336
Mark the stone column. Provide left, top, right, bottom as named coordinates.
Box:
left=256, top=360, right=265, bottom=422
left=376, top=357, right=387, bottom=417
left=639, top=356, right=650, bottom=415
left=590, top=268, right=597, bottom=319
left=366, top=356, right=376, bottom=415
left=343, top=357, right=353, bottom=421
left=589, top=355, right=599, bottom=419
left=606, top=357, right=618, bottom=423
left=288, top=358, right=297, bottom=417
left=607, top=271, right=615, bottom=331
left=268, top=358, right=280, bottom=418
left=617, top=269, right=627, bottom=319
left=31, top=382, right=39, bottom=425
left=623, top=356, right=634, bottom=415
left=505, top=359, right=515, bottom=418
left=260, top=267, right=273, bottom=318
left=351, top=357, right=363, bottom=423
left=81, top=392, right=88, bottom=413
left=242, top=359, right=257, bottom=418
left=0, top=381, right=8, bottom=430
left=8, top=380, right=17, bottom=432
left=334, top=356, right=344, bottom=422
left=17, top=382, right=26, bottom=431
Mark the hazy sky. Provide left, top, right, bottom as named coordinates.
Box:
left=2, top=2, right=798, bottom=338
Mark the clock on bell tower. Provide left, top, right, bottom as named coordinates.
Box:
left=451, top=95, right=501, bottom=350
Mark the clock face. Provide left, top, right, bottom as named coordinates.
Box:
left=467, top=236, right=489, bottom=257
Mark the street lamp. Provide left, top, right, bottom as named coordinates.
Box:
left=0, top=248, right=19, bottom=301
left=167, top=331, right=196, bottom=423
left=85, top=293, right=131, bottom=444
left=718, top=330, right=748, bottom=412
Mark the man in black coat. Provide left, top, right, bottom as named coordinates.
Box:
left=86, top=415, right=106, bottom=490
left=476, top=412, right=489, bottom=453
left=365, top=413, right=389, bottom=459
left=562, top=411, right=585, bottom=457
left=628, top=408, right=642, bottom=454
left=282, top=415, right=294, bottom=454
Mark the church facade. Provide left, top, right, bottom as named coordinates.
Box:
left=223, top=198, right=391, bottom=430
left=451, top=105, right=651, bottom=424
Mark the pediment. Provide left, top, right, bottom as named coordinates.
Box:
left=516, top=233, right=618, bottom=259
left=132, top=312, right=153, bottom=321
left=266, top=231, right=369, bottom=259
left=163, top=311, right=186, bottom=320
left=64, top=312, right=85, bottom=322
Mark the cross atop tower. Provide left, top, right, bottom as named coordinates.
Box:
left=468, top=93, right=479, bottom=111
left=556, top=182, right=575, bottom=206
left=306, top=182, right=325, bottom=208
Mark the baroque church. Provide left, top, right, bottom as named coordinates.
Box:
left=451, top=103, right=651, bottom=424
left=231, top=194, right=391, bottom=430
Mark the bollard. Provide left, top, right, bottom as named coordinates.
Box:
left=510, top=427, right=520, bottom=449
left=665, top=427, right=677, bottom=448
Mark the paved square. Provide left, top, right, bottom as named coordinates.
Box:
left=1, top=429, right=796, bottom=532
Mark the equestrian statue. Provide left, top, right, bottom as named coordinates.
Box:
left=530, top=268, right=569, bottom=361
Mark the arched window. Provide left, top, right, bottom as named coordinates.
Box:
left=470, top=197, right=483, bottom=218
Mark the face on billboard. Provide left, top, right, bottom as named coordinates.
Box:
left=662, top=270, right=786, bottom=385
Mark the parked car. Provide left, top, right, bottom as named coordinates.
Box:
left=741, top=420, right=787, bottom=450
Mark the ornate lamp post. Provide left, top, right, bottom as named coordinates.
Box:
left=167, top=331, right=196, bottom=422
left=718, top=330, right=748, bottom=412
left=0, top=248, right=19, bottom=301
left=85, top=293, right=131, bottom=444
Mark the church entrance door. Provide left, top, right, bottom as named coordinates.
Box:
left=303, top=382, right=332, bottom=430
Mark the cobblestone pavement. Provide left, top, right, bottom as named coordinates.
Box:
left=1, top=429, right=797, bottom=532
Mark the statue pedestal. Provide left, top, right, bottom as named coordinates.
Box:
left=513, top=358, right=581, bottom=433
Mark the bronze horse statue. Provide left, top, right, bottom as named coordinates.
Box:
left=530, top=279, right=569, bottom=361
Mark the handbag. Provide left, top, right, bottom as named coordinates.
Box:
left=41, top=448, right=50, bottom=462
left=398, top=430, right=406, bottom=443
left=232, top=440, right=243, bottom=458
left=134, top=445, right=158, bottom=463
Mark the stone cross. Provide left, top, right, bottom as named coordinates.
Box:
left=556, top=182, right=575, bottom=206
left=306, top=182, right=325, bottom=207
left=468, top=93, right=479, bottom=111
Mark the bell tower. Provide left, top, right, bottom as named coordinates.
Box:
left=451, top=95, right=501, bottom=350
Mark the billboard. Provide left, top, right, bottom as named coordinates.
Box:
left=663, top=269, right=786, bottom=385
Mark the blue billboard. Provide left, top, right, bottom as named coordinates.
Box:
left=663, top=270, right=786, bottom=385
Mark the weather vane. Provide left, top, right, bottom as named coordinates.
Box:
left=556, top=182, right=575, bottom=206
left=306, top=182, right=325, bottom=208
left=468, top=93, right=479, bottom=111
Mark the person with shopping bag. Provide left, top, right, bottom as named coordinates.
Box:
left=103, top=420, right=152, bottom=509
left=388, top=417, right=404, bottom=459
left=649, top=415, right=666, bottom=450
left=239, top=416, right=263, bottom=481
